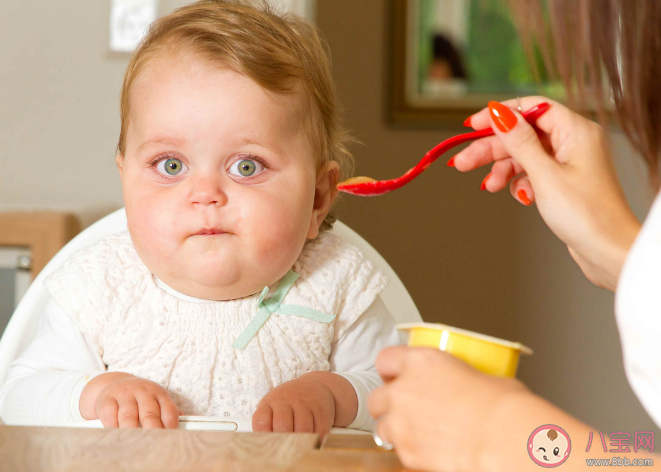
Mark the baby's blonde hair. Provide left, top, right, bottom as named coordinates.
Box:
left=117, top=0, right=353, bottom=230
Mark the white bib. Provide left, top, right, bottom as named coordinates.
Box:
left=44, top=230, right=387, bottom=417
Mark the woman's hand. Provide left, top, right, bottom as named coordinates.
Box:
left=453, top=97, right=641, bottom=290
left=368, top=346, right=598, bottom=472
left=368, top=346, right=528, bottom=472
left=80, top=372, right=179, bottom=429
left=252, top=371, right=357, bottom=437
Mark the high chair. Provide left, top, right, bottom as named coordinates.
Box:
left=0, top=208, right=421, bottom=430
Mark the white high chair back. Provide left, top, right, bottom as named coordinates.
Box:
left=0, top=208, right=421, bottom=387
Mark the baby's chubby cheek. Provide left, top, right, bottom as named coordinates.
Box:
left=124, top=189, right=185, bottom=265
left=235, top=193, right=312, bottom=270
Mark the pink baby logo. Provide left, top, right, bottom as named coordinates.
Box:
left=528, top=425, right=571, bottom=467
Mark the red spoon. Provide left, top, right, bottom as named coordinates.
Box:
left=337, top=102, right=551, bottom=196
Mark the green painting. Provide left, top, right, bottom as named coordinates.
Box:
left=414, top=0, right=562, bottom=102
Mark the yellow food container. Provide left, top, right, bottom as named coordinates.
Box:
left=397, top=323, right=533, bottom=378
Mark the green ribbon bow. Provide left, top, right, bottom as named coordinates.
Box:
left=232, top=270, right=335, bottom=349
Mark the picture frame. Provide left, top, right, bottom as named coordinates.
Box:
left=388, top=0, right=564, bottom=126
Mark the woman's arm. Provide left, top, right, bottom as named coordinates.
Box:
left=0, top=297, right=106, bottom=425
left=368, top=346, right=658, bottom=472
left=615, top=193, right=661, bottom=427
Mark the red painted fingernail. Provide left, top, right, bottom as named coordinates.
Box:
left=463, top=116, right=472, bottom=127
left=447, top=156, right=456, bottom=167
left=517, top=189, right=531, bottom=205
left=488, top=101, right=518, bottom=133
left=480, top=173, right=491, bottom=191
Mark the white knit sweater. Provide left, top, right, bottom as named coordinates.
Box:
left=42, top=231, right=388, bottom=418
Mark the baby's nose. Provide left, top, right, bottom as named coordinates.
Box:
left=189, top=176, right=228, bottom=207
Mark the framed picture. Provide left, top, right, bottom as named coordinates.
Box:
left=389, top=0, right=564, bottom=126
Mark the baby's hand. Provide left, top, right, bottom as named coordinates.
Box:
left=252, top=372, right=340, bottom=437
left=80, top=372, right=179, bottom=429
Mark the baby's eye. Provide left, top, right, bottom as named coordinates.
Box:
left=156, top=158, right=188, bottom=177
left=537, top=447, right=546, bottom=452
left=228, top=158, right=264, bottom=178
left=553, top=447, right=560, bottom=456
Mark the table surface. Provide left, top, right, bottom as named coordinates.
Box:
left=0, top=425, right=417, bottom=471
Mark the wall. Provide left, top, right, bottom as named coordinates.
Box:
left=0, top=0, right=658, bottom=436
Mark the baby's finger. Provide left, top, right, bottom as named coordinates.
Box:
left=293, top=406, right=314, bottom=433
left=452, top=136, right=510, bottom=172
left=252, top=403, right=274, bottom=432
left=482, top=158, right=525, bottom=192
left=117, top=397, right=140, bottom=428
left=136, top=395, right=163, bottom=429
left=509, top=175, right=535, bottom=206
left=158, top=396, right=180, bottom=429
left=272, top=404, right=294, bottom=433
left=312, top=408, right=333, bottom=438
left=97, top=397, right=119, bottom=428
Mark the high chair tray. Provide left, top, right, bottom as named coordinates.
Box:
left=56, top=416, right=369, bottom=434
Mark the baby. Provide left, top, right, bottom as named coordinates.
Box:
left=0, top=0, right=400, bottom=434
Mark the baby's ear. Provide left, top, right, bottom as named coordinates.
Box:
left=307, top=162, right=340, bottom=239
left=115, top=154, right=124, bottom=178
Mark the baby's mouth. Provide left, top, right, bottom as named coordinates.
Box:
left=191, top=227, right=228, bottom=237
left=543, top=455, right=548, bottom=461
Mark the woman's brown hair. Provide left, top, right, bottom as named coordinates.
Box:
left=508, top=0, right=661, bottom=184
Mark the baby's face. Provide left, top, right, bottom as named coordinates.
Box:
left=118, top=51, right=330, bottom=300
